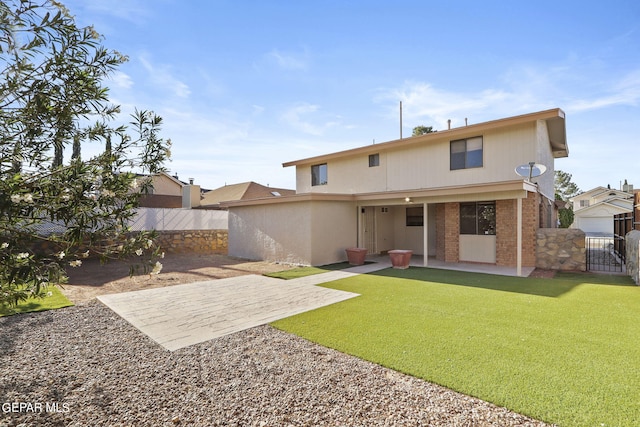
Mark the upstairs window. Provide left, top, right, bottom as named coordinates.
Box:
left=460, top=202, right=495, bottom=235
left=450, top=136, right=483, bottom=170
left=311, top=163, right=328, bottom=186
left=369, top=153, right=380, bottom=167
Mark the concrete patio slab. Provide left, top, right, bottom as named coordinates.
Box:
left=98, top=273, right=359, bottom=352
left=97, top=258, right=531, bottom=353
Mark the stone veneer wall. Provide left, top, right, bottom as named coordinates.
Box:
left=626, top=230, right=640, bottom=285
left=154, top=230, right=228, bottom=254
left=536, top=228, right=585, bottom=271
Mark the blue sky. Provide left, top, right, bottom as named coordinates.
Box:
left=64, top=0, right=640, bottom=192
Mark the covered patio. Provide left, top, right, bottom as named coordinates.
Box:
left=362, top=254, right=536, bottom=277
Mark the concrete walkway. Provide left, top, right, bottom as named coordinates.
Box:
left=97, top=266, right=383, bottom=352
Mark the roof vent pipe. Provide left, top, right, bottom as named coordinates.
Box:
left=447, top=119, right=451, bottom=130
left=465, top=118, right=468, bottom=126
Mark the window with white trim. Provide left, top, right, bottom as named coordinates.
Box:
left=450, top=136, right=483, bottom=170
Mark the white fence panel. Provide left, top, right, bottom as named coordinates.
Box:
left=129, top=208, right=228, bottom=231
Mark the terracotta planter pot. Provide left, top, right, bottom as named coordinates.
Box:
left=389, top=249, right=412, bottom=269
left=345, top=248, right=368, bottom=266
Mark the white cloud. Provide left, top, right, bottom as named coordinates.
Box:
left=139, top=55, right=191, bottom=99
left=280, top=103, right=346, bottom=136
left=266, top=49, right=309, bottom=70
left=377, top=62, right=640, bottom=130
left=109, top=71, right=134, bottom=89
left=66, top=0, right=153, bottom=25
left=568, top=69, right=640, bottom=112
left=377, top=81, right=532, bottom=129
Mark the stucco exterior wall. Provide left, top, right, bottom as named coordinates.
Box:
left=228, top=200, right=356, bottom=266
left=310, top=201, right=358, bottom=265
left=150, top=174, right=182, bottom=196
left=229, top=202, right=312, bottom=265
left=535, top=119, right=555, bottom=200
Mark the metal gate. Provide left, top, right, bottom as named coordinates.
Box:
left=586, top=236, right=625, bottom=273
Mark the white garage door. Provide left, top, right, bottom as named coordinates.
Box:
left=576, top=217, right=612, bottom=234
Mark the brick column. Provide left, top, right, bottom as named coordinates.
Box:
left=496, top=193, right=538, bottom=267
left=521, top=192, right=539, bottom=267
left=496, top=199, right=515, bottom=266
left=444, top=202, right=459, bottom=262
left=435, top=204, right=445, bottom=261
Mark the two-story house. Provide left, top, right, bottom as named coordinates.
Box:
left=225, top=108, right=568, bottom=275
left=570, top=185, right=634, bottom=235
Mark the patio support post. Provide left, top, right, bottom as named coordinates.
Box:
left=356, top=205, right=362, bottom=248
left=423, top=202, right=428, bottom=267
left=517, top=197, right=522, bottom=276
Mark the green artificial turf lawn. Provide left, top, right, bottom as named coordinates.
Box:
left=0, top=286, right=74, bottom=317
left=271, top=267, right=640, bottom=427
left=265, top=261, right=358, bottom=280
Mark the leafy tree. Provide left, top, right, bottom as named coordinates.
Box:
left=1, top=0, right=171, bottom=307
left=412, top=125, right=436, bottom=136
left=554, top=170, right=580, bottom=228
left=558, top=206, right=574, bottom=229
left=554, top=170, right=580, bottom=201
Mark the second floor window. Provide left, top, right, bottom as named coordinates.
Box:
left=451, top=136, right=483, bottom=170
left=311, top=163, right=328, bottom=186
left=369, top=153, right=380, bottom=167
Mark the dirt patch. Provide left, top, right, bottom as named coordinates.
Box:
left=528, top=268, right=556, bottom=279
left=62, top=253, right=295, bottom=303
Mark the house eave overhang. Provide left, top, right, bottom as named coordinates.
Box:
left=283, top=108, right=568, bottom=167
left=222, top=180, right=537, bottom=208
left=355, top=180, right=536, bottom=204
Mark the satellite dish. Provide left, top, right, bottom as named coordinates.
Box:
left=515, top=162, right=547, bottom=181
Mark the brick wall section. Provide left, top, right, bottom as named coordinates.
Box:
left=522, top=193, right=539, bottom=267
left=496, top=199, right=516, bottom=266
left=443, top=202, right=460, bottom=262
left=495, top=193, right=539, bottom=267
left=154, top=230, right=228, bottom=254
left=435, top=204, right=445, bottom=261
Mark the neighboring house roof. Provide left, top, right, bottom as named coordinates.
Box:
left=283, top=108, right=567, bottom=167
left=574, top=200, right=633, bottom=217
left=571, top=186, right=634, bottom=212
left=200, top=182, right=295, bottom=208
left=137, top=172, right=210, bottom=208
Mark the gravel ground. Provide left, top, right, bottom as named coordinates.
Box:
left=0, top=301, right=554, bottom=427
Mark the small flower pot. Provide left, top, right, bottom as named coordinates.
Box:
left=389, top=250, right=412, bottom=269
left=345, top=248, right=368, bottom=266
